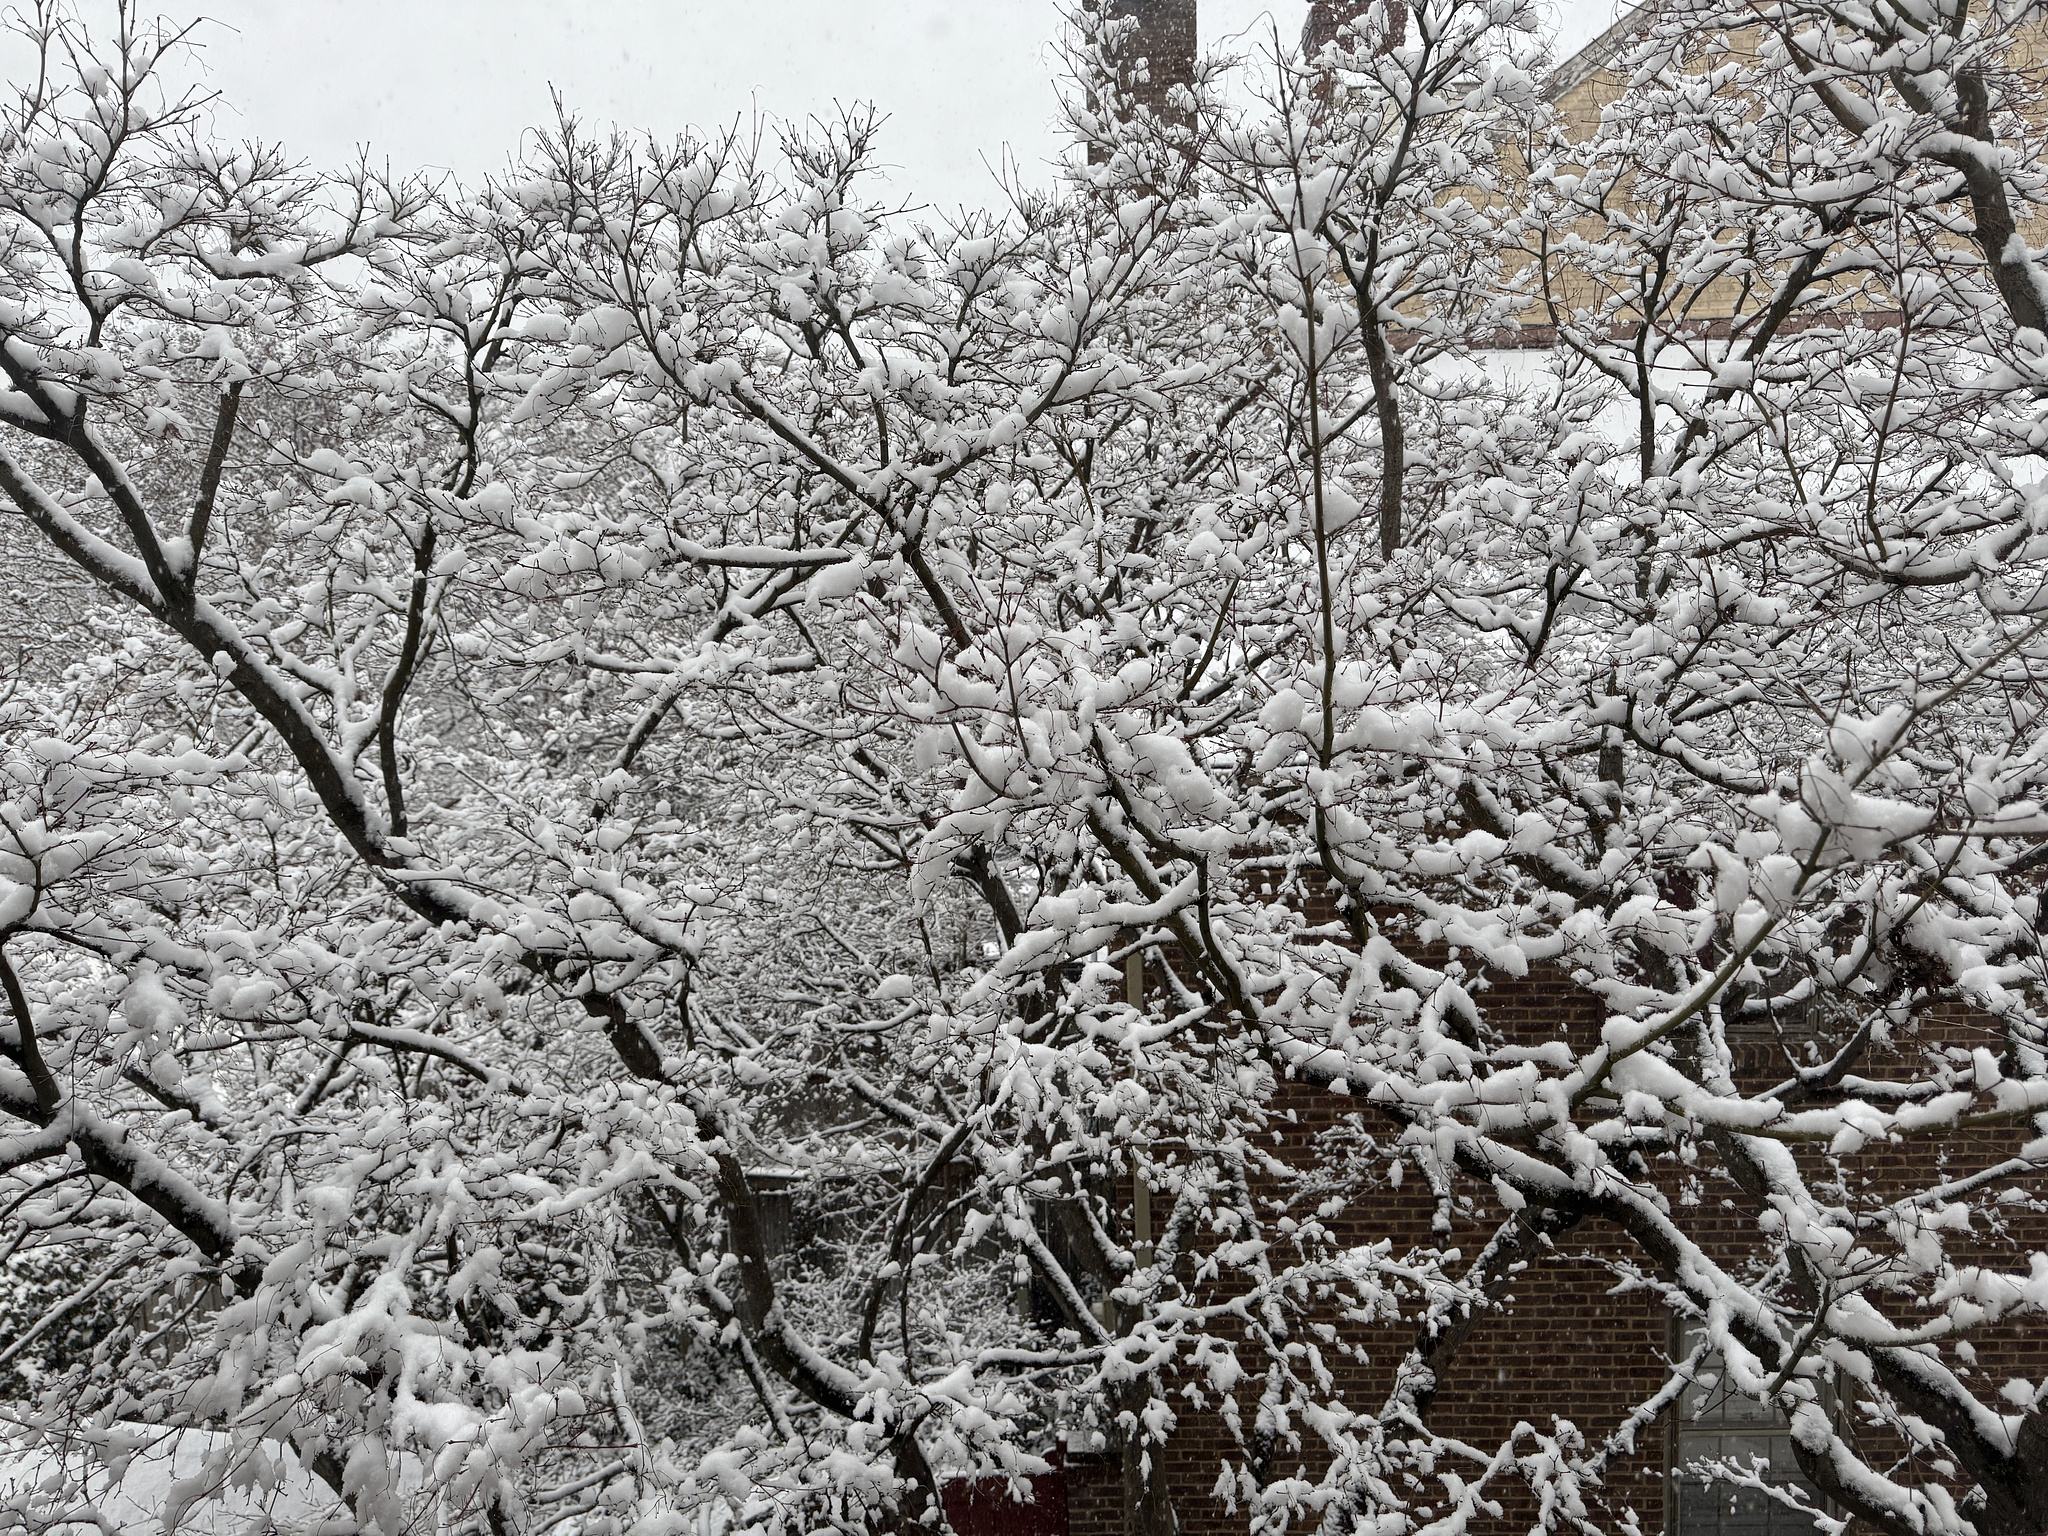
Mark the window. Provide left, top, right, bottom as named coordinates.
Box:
left=1671, top=1330, right=1827, bottom=1536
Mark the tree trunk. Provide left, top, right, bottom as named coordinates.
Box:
left=1117, top=1379, right=1178, bottom=1536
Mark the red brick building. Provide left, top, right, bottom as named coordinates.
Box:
left=953, top=972, right=2045, bottom=1536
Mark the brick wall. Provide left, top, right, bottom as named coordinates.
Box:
left=1041, top=952, right=2048, bottom=1536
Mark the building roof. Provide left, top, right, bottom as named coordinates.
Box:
left=1540, top=1, right=1656, bottom=102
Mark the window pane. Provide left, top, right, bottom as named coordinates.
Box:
left=1672, top=1327, right=1827, bottom=1536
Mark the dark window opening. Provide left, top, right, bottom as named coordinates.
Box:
left=1671, top=1328, right=1828, bottom=1536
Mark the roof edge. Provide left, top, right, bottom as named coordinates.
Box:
left=1539, top=1, right=1657, bottom=102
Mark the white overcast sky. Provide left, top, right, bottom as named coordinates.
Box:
left=71, top=1, right=1621, bottom=211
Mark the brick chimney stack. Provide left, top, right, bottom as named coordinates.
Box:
left=1301, top=0, right=1409, bottom=57
left=1098, top=0, right=1198, bottom=126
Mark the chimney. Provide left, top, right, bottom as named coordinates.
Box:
left=1301, top=0, right=1408, bottom=57
left=1098, top=0, right=1198, bottom=126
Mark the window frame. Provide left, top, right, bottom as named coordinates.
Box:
left=1664, top=1317, right=1837, bottom=1536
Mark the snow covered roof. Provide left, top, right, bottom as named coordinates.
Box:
left=1541, top=1, right=1656, bottom=102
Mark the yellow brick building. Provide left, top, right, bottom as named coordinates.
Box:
left=1518, top=1, right=2048, bottom=341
